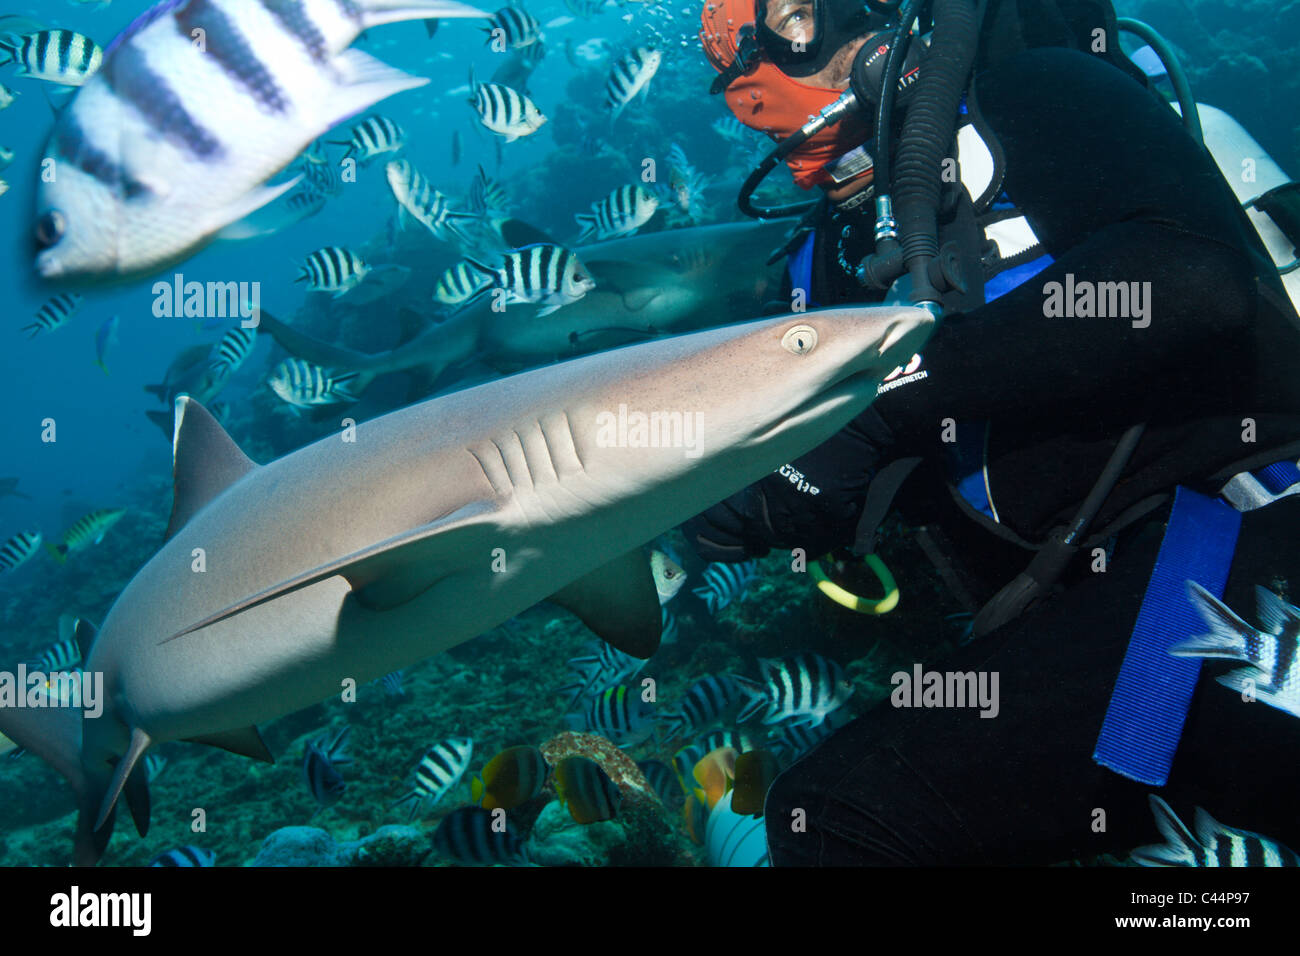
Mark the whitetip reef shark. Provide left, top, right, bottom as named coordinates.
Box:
left=0, top=306, right=932, bottom=864
left=260, top=218, right=801, bottom=393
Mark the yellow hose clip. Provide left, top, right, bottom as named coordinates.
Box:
left=810, top=553, right=899, bottom=615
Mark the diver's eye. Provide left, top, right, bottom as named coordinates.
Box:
left=782, top=324, right=818, bottom=355
left=35, top=210, right=66, bottom=249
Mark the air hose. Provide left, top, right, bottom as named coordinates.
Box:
left=1116, top=18, right=1203, bottom=147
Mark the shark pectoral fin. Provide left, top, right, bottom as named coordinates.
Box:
left=162, top=501, right=498, bottom=641
left=95, top=728, right=151, bottom=832
left=497, top=217, right=560, bottom=249
left=165, top=396, right=259, bottom=541
left=348, top=503, right=498, bottom=610
left=550, top=550, right=662, bottom=658
left=124, top=759, right=151, bottom=838
left=185, top=726, right=274, bottom=763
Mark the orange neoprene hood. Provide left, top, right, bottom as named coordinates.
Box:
left=700, top=0, right=871, bottom=189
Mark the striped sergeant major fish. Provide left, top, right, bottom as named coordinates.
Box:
left=434, top=260, right=493, bottom=308
left=268, top=358, right=361, bottom=410
left=145, top=753, right=168, bottom=782
left=0, top=83, right=15, bottom=110
left=660, top=606, right=679, bottom=646
left=46, top=508, right=126, bottom=563
left=385, top=160, right=478, bottom=244
left=1133, top=795, right=1300, bottom=867
left=1173, top=582, right=1300, bottom=720
left=564, top=685, right=655, bottom=747
left=711, top=115, right=752, bottom=144
left=575, top=184, right=659, bottom=243
left=657, top=675, right=741, bottom=742
left=24, top=614, right=91, bottom=675
left=468, top=71, right=546, bottom=142
left=483, top=5, right=542, bottom=48
left=0, top=530, right=42, bottom=573
left=433, top=806, right=528, bottom=865
left=23, top=294, right=83, bottom=338
left=766, top=716, right=836, bottom=761
left=605, top=45, right=660, bottom=121
left=734, top=652, right=854, bottom=729
left=302, top=725, right=352, bottom=808
left=300, top=154, right=343, bottom=198
left=0, top=146, right=12, bottom=170
left=331, top=114, right=405, bottom=164
left=636, top=759, right=682, bottom=807
left=376, top=670, right=405, bottom=697
left=28, top=638, right=82, bottom=674
left=150, top=846, right=217, bottom=867
left=467, top=164, right=509, bottom=215
left=559, top=641, right=647, bottom=709
left=697, top=728, right=744, bottom=753
left=651, top=549, right=686, bottom=604
left=563, top=0, right=608, bottom=19
left=463, top=243, right=594, bottom=317
left=296, top=246, right=370, bottom=297
left=209, top=326, right=258, bottom=379
left=0, top=30, right=102, bottom=86
left=692, top=560, right=758, bottom=614
left=32, top=0, right=493, bottom=281
left=391, top=737, right=473, bottom=820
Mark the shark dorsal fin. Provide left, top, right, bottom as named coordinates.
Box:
left=165, top=396, right=258, bottom=542
left=550, top=550, right=662, bottom=659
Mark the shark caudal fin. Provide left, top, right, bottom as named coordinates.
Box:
left=0, top=686, right=104, bottom=862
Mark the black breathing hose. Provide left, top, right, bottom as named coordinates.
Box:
left=871, top=0, right=926, bottom=199
left=890, top=0, right=978, bottom=307
left=737, top=137, right=822, bottom=219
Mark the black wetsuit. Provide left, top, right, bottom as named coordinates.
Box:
left=686, top=46, right=1300, bottom=863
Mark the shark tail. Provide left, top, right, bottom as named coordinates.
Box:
left=257, top=309, right=387, bottom=386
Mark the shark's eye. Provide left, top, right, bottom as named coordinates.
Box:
left=781, top=324, right=818, bottom=355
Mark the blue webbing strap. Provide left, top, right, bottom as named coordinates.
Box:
left=1093, top=486, right=1242, bottom=786
left=1256, top=460, right=1300, bottom=495
left=787, top=230, right=817, bottom=307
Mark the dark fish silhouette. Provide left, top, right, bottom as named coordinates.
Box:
left=0, top=478, right=29, bottom=500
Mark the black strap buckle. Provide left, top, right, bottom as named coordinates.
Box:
left=709, top=24, right=760, bottom=95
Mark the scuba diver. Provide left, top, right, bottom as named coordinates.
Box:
left=690, top=0, right=1300, bottom=863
